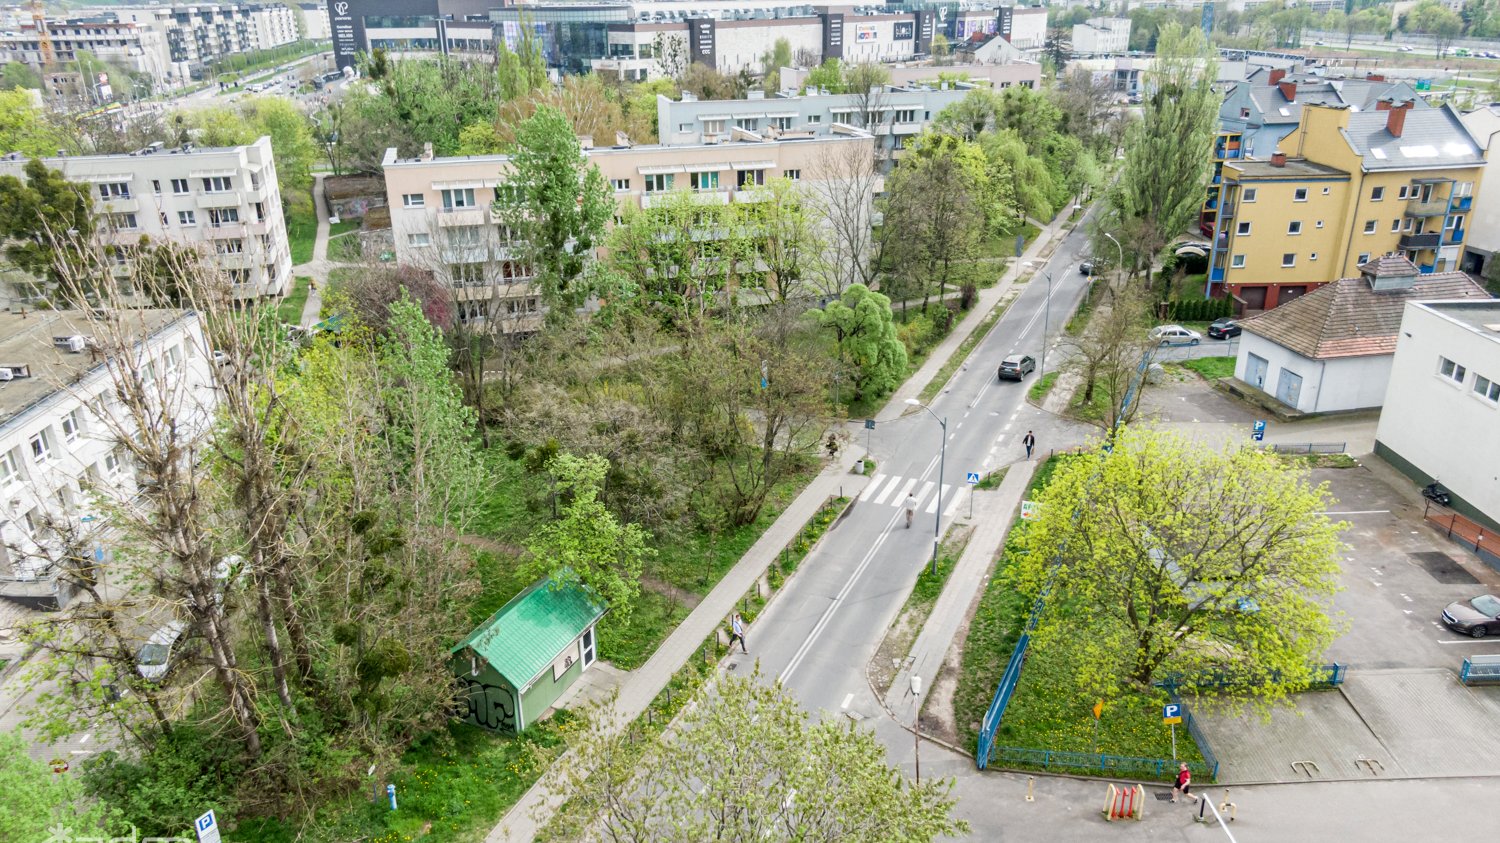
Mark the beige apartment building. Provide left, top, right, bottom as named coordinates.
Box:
left=381, top=130, right=878, bottom=326
left=0, top=136, right=293, bottom=300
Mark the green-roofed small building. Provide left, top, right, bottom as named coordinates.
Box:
left=449, top=575, right=606, bottom=734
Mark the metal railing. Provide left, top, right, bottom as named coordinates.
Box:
left=1260, top=442, right=1346, bottom=455
left=1460, top=655, right=1500, bottom=684
left=1154, top=662, right=1347, bottom=694
left=990, top=745, right=1218, bottom=781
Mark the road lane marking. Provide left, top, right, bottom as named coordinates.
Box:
left=944, top=489, right=964, bottom=518
left=861, top=474, right=889, bottom=502
left=1436, top=638, right=1500, bottom=645
left=889, top=477, right=917, bottom=505
left=926, top=485, right=951, bottom=514
left=841, top=693, right=854, bottom=710
left=1325, top=510, right=1391, bottom=515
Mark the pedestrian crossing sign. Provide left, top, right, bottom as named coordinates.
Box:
left=966, top=472, right=981, bottom=484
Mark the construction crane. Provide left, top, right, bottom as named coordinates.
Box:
left=32, top=0, right=55, bottom=68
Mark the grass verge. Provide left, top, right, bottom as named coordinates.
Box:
left=285, top=195, right=318, bottom=265
left=1179, top=356, right=1235, bottom=381
left=277, top=276, right=311, bottom=325
left=870, top=525, right=969, bottom=697
left=975, top=466, right=1008, bottom=491
left=1282, top=453, right=1359, bottom=469
left=329, top=232, right=363, bottom=262
left=1027, top=371, right=1058, bottom=403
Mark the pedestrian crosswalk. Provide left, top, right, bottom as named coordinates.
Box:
left=860, top=473, right=963, bottom=517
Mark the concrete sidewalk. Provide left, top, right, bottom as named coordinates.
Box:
left=883, top=459, right=1037, bottom=728
left=489, top=456, right=872, bottom=842
left=297, top=173, right=331, bottom=327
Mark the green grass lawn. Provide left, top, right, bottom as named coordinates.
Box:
left=1027, top=371, right=1058, bottom=403
left=285, top=195, right=318, bottom=265
left=277, top=276, right=311, bottom=325
left=329, top=232, right=363, bottom=262
left=1180, top=356, right=1235, bottom=381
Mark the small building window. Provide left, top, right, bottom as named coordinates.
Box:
left=29, top=429, right=52, bottom=464
left=1439, top=356, right=1467, bottom=384
left=1294, top=188, right=1308, bottom=201
left=1287, top=221, right=1302, bottom=235
left=1364, top=220, right=1377, bottom=234
left=691, top=171, right=719, bottom=191
left=645, top=173, right=673, bottom=193
left=610, top=178, right=631, bottom=192
left=1357, top=253, right=1371, bottom=264
left=407, top=232, right=430, bottom=247
left=1230, top=254, right=1246, bottom=268
left=1391, top=219, right=1401, bottom=232
left=1371, top=186, right=1384, bottom=201
left=402, top=193, right=425, bottom=208
left=784, top=169, right=801, bottom=181
left=1475, top=374, right=1500, bottom=402
left=1281, top=253, right=1296, bottom=267
left=1236, top=221, right=1252, bottom=236
left=1242, top=187, right=1258, bottom=202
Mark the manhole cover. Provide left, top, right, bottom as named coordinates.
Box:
left=1152, top=792, right=1174, bottom=802
left=1411, top=552, right=1479, bottom=584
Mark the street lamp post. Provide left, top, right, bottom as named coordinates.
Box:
left=1024, top=261, right=1053, bottom=378
left=904, top=398, right=946, bottom=575
left=1103, top=231, right=1125, bottom=279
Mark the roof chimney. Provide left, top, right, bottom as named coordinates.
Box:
left=1268, top=68, right=1287, bottom=86
left=1365, top=73, right=1385, bottom=82
left=420, top=142, right=433, bottom=162
left=1278, top=80, right=1297, bottom=102
left=1270, top=151, right=1287, bottom=167
left=1386, top=100, right=1413, bottom=138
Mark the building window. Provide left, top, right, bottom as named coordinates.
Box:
left=99, top=181, right=131, bottom=200
left=202, top=176, right=233, bottom=192
left=1293, top=188, right=1308, bottom=201
left=60, top=408, right=84, bottom=442
left=1439, top=356, right=1467, bottom=384
left=178, top=210, right=196, bottom=225
left=109, top=213, right=138, bottom=231
left=159, top=212, right=170, bottom=227
left=402, top=193, right=425, bottom=208
left=1371, top=186, right=1384, bottom=201
left=1315, top=220, right=1324, bottom=228
left=407, top=232, right=430, bottom=247
left=1239, top=107, right=1250, bottom=118
left=1398, top=185, right=1409, bottom=199
left=441, top=188, right=476, bottom=209
left=784, top=169, right=801, bottom=181
left=254, top=202, right=266, bottom=222
left=1236, top=221, right=1252, bottom=236
left=1310, top=252, right=1318, bottom=260
left=29, top=429, right=52, bottom=464
left=214, top=239, right=244, bottom=254
left=645, top=173, right=673, bottom=193
left=1281, top=253, right=1296, bottom=267
left=103, top=446, right=122, bottom=477
left=807, top=114, right=821, bottom=123
left=1230, top=254, right=1246, bottom=268
left=1242, top=188, right=1257, bottom=202
left=735, top=118, right=757, bottom=131
left=0, top=448, right=19, bottom=486
left=893, top=109, right=917, bottom=123
left=1358, top=252, right=1371, bottom=264
left=610, top=178, right=631, bottom=192
left=151, top=179, right=161, bottom=194
left=1322, top=187, right=1330, bottom=195
left=1475, top=375, right=1500, bottom=402
left=702, top=119, right=726, bottom=135
left=771, top=116, right=793, bottom=130
left=1364, top=220, right=1377, bottom=234
left=1287, top=221, right=1302, bottom=235
left=208, top=208, right=239, bottom=227
left=736, top=169, right=764, bottom=188
left=691, top=171, right=719, bottom=191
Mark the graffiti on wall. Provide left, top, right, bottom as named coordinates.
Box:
left=455, top=675, right=517, bottom=732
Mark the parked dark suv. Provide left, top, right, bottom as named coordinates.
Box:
left=1207, top=318, right=1241, bottom=339
left=998, top=355, right=1036, bottom=381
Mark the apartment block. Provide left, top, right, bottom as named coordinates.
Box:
left=1071, top=18, right=1131, bottom=55
left=381, top=131, right=877, bottom=325
left=0, top=308, right=215, bottom=609
left=0, top=18, right=173, bottom=97
left=1207, top=101, right=1485, bottom=313
left=76, top=3, right=301, bottom=84
left=656, top=82, right=977, bottom=158
left=0, top=136, right=293, bottom=300
left=1376, top=300, right=1500, bottom=530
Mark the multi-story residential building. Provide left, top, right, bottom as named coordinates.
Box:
left=656, top=82, right=978, bottom=158
left=0, top=308, right=215, bottom=609
left=0, top=17, right=173, bottom=98
left=1375, top=299, right=1500, bottom=530
left=76, top=3, right=301, bottom=84
left=0, top=137, right=293, bottom=301
left=330, top=0, right=1042, bottom=77
left=1071, top=17, right=1131, bottom=55
left=298, top=2, right=332, bottom=40
left=1206, top=101, right=1485, bottom=313
left=381, top=130, right=877, bottom=326
left=777, top=61, right=1040, bottom=94
left=1201, top=69, right=1425, bottom=236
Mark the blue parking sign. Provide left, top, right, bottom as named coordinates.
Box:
left=1252, top=419, right=1266, bottom=441
left=1162, top=703, right=1183, bottom=725
left=196, top=809, right=221, bottom=843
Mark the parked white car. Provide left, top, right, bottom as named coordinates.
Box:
left=1150, top=325, right=1203, bottom=347
left=136, top=619, right=186, bottom=682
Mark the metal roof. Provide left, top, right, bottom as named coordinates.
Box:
left=450, top=575, right=606, bottom=688
left=1342, top=104, right=1485, bottom=171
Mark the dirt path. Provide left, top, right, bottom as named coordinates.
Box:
left=640, top=574, right=702, bottom=610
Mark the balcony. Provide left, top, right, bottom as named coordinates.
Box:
left=1210, top=266, right=1225, bottom=282
left=205, top=223, right=246, bottom=239
left=1419, top=263, right=1436, bottom=274
left=1405, top=198, right=1449, bottom=217
left=1398, top=232, right=1441, bottom=250
left=196, top=191, right=242, bottom=209
left=100, top=197, right=139, bottom=213
left=1446, top=229, right=1466, bottom=245
left=437, top=207, right=487, bottom=226
left=1454, top=195, right=1473, bottom=211
left=1219, top=202, right=1236, bottom=220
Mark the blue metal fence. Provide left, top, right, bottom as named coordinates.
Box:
left=990, top=746, right=1218, bottom=781
left=1153, top=662, right=1347, bottom=695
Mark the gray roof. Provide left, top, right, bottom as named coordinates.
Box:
left=1423, top=301, right=1500, bottom=344
left=1342, top=103, right=1485, bottom=170
left=1243, top=78, right=1427, bottom=125
left=1229, top=158, right=1349, bottom=179
left=1241, top=272, right=1490, bottom=359
left=0, top=308, right=192, bottom=430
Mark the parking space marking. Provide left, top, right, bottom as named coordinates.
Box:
left=841, top=693, right=854, bottom=710
left=1436, top=638, right=1500, bottom=645
left=1328, top=510, right=1392, bottom=516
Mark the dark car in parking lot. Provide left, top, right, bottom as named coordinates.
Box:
left=997, top=354, right=1036, bottom=381
left=1442, top=594, right=1500, bottom=638
left=1207, top=318, right=1242, bottom=339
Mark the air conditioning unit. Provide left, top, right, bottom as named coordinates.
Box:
left=0, top=369, right=12, bottom=382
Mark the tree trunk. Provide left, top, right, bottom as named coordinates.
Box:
left=256, top=574, right=295, bottom=709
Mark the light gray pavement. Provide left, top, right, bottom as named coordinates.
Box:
left=297, top=173, right=332, bottom=327
left=883, top=460, right=1037, bottom=729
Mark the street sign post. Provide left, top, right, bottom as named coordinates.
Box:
left=1252, top=419, right=1266, bottom=442
left=1163, top=703, right=1183, bottom=759
left=1091, top=699, right=1103, bottom=752
left=863, top=419, right=875, bottom=473
left=195, top=810, right=221, bottom=843
left=966, top=472, right=981, bottom=517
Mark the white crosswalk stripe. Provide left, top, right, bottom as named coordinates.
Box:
left=874, top=475, right=905, bottom=505
left=926, top=485, right=952, bottom=514
left=861, top=474, right=889, bottom=502
left=890, top=477, right=918, bottom=505
left=899, top=480, right=936, bottom=509
left=945, top=489, right=965, bottom=518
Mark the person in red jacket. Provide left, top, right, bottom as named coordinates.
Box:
left=1171, top=762, right=1197, bottom=803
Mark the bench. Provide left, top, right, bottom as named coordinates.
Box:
left=1459, top=654, right=1500, bottom=685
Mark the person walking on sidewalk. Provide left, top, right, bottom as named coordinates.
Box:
left=1023, top=431, right=1036, bottom=460
left=1171, top=762, right=1197, bottom=804
left=729, top=613, right=748, bottom=654
left=904, top=492, right=917, bottom=528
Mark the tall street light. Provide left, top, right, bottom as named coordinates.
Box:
left=1103, top=231, right=1125, bottom=278
left=1024, top=260, right=1053, bottom=378
left=904, top=398, right=946, bottom=575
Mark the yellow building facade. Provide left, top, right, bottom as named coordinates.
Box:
left=1209, top=101, right=1485, bottom=312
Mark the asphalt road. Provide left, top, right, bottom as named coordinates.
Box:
left=734, top=220, right=1097, bottom=719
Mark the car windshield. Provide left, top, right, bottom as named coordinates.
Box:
left=138, top=642, right=170, bottom=666
left=1472, top=595, right=1500, bottom=615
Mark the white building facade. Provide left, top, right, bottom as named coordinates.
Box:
left=0, top=137, right=293, bottom=300
left=0, top=309, right=216, bottom=608
left=1072, top=17, right=1131, bottom=55
left=1375, top=300, right=1500, bottom=529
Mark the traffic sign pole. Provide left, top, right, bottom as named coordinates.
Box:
left=1171, top=724, right=1177, bottom=760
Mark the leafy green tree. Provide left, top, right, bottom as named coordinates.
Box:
left=0, top=61, right=41, bottom=91
left=494, top=105, right=614, bottom=311
left=496, top=23, right=549, bottom=100
left=544, top=671, right=968, bottom=841
left=930, top=33, right=951, bottom=62
left=1103, top=21, right=1218, bottom=282
left=742, top=177, right=822, bottom=301
left=177, top=97, right=317, bottom=194
left=1406, top=0, right=1464, bottom=54
left=523, top=452, right=652, bottom=625
left=881, top=131, right=993, bottom=310
left=0, top=89, right=72, bottom=156
left=0, top=159, right=96, bottom=296
left=804, top=57, right=845, bottom=92
left=761, top=37, right=794, bottom=92
left=806, top=284, right=907, bottom=400
left=0, top=730, right=124, bottom=840
left=457, top=120, right=505, bottom=154
left=1015, top=428, right=1346, bottom=697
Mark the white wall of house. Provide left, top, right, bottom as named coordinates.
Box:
left=1375, top=301, right=1500, bottom=526
left=1459, top=105, right=1500, bottom=271
left=1235, top=332, right=1392, bottom=412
